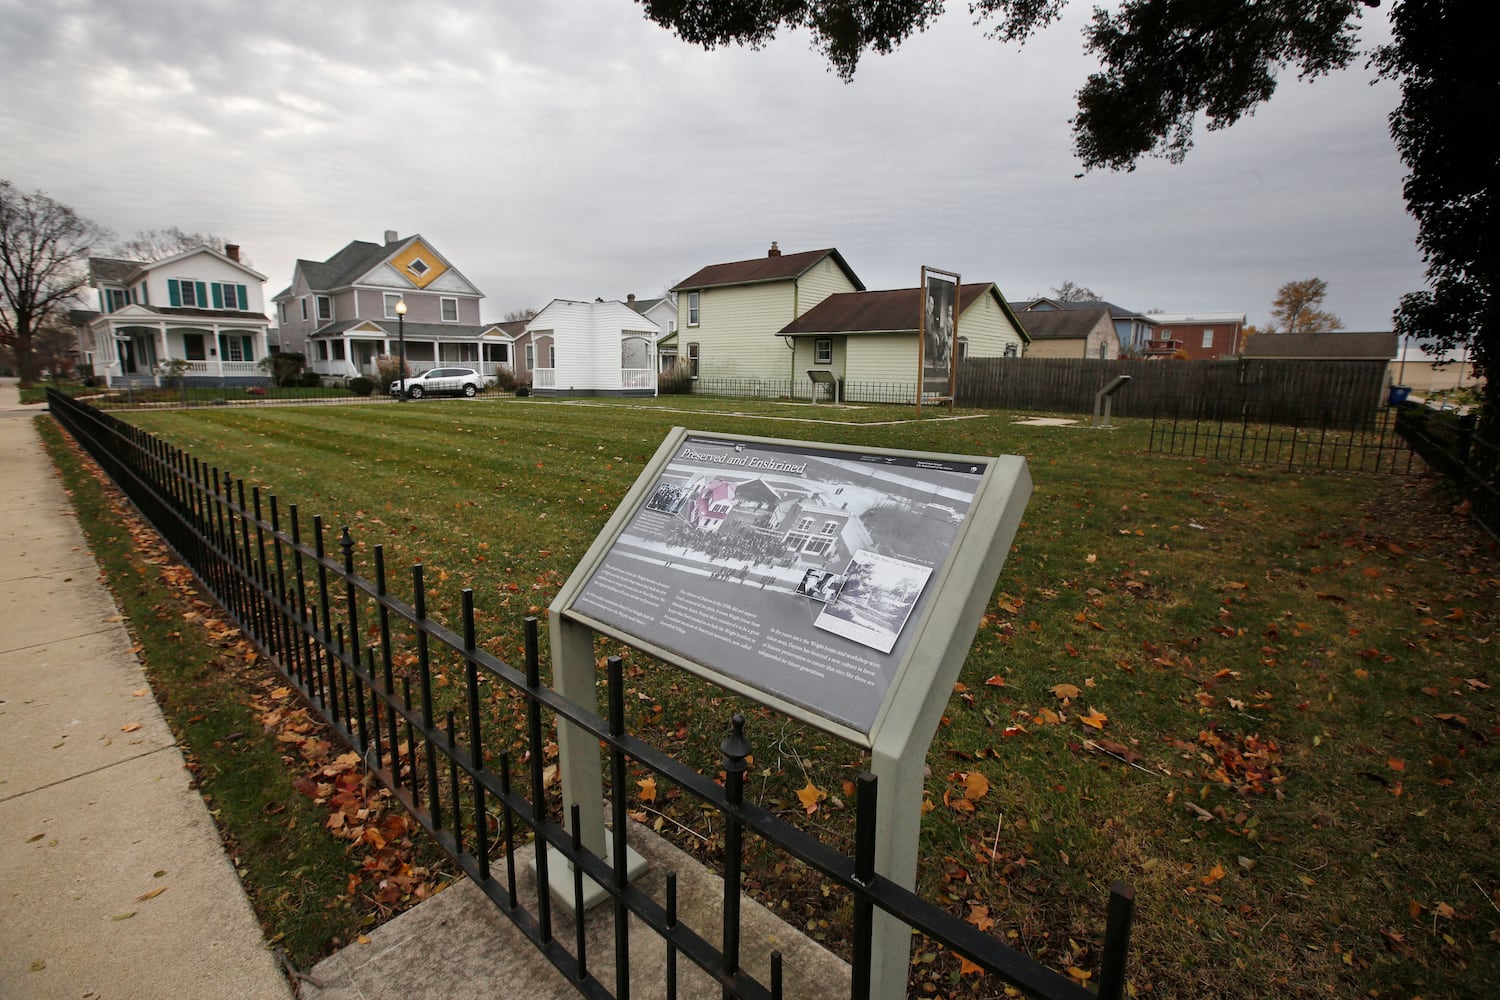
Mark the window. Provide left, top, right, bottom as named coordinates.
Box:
left=317, top=295, right=332, bottom=321
left=687, top=342, right=700, bottom=378
left=687, top=291, right=699, bottom=327
left=384, top=293, right=402, bottom=319
left=331, top=340, right=346, bottom=361
left=1201, top=328, right=1215, bottom=349
left=797, top=517, right=814, bottom=532
left=407, top=258, right=430, bottom=278
left=317, top=341, right=329, bottom=361
left=814, top=337, right=832, bottom=364
left=214, top=282, right=247, bottom=310
left=105, top=288, right=128, bottom=311
left=278, top=302, right=287, bottom=324
left=183, top=333, right=206, bottom=361
left=548, top=344, right=556, bottom=368
left=220, top=334, right=254, bottom=362
left=803, top=537, right=831, bottom=556
left=820, top=520, right=838, bottom=535
left=525, top=344, right=535, bottom=370
left=168, top=278, right=212, bottom=309
left=1003, top=343, right=1019, bottom=358
left=301, top=297, right=308, bottom=320
left=957, top=338, right=969, bottom=360
left=440, top=297, right=459, bottom=322
left=485, top=343, right=510, bottom=364
left=137, top=283, right=148, bottom=306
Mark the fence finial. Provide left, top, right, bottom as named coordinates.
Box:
left=720, top=714, right=751, bottom=778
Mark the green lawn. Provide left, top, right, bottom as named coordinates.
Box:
left=112, top=396, right=1498, bottom=999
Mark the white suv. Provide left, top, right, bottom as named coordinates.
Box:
left=391, top=367, right=486, bottom=399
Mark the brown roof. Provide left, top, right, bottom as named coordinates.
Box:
left=1012, top=307, right=1114, bottom=341
left=1240, top=331, right=1397, bottom=360
left=779, top=283, right=1010, bottom=336
left=672, top=248, right=864, bottom=292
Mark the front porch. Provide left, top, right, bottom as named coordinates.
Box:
left=92, top=316, right=272, bottom=388
left=308, top=330, right=501, bottom=381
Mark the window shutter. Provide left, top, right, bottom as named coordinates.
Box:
left=168, top=279, right=181, bottom=307
left=195, top=282, right=208, bottom=308
left=212, top=284, right=224, bottom=309
left=237, top=285, right=247, bottom=310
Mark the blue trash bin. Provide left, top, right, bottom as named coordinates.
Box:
left=1388, top=385, right=1411, bottom=406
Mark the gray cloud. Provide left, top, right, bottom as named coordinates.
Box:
left=0, top=0, right=1421, bottom=328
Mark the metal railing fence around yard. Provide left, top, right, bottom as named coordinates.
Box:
left=1396, top=406, right=1500, bottom=540
left=46, top=389, right=1134, bottom=1000
left=1146, top=402, right=1420, bottom=475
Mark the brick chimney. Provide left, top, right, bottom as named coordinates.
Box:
left=225, top=244, right=241, bottom=262
left=627, top=293, right=636, bottom=304
left=384, top=230, right=399, bottom=244
left=768, top=241, right=781, bottom=257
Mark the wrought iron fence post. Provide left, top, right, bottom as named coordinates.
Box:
left=720, top=714, right=750, bottom=999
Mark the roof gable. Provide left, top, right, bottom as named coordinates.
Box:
left=778, top=283, right=1013, bottom=336
left=1013, top=307, right=1114, bottom=341
left=672, top=248, right=864, bottom=293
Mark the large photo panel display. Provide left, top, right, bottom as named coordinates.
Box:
left=565, top=433, right=990, bottom=738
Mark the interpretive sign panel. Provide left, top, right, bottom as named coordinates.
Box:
left=558, top=429, right=1003, bottom=742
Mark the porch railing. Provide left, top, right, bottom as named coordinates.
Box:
left=622, top=368, right=655, bottom=390
left=46, top=388, right=1137, bottom=1000
left=534, top=368, right=556, bottom=389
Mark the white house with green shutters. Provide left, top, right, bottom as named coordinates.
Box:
left=80, top=244, right=272, bottom=387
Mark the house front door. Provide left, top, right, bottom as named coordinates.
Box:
left=354, top=341, right=377, bottom=373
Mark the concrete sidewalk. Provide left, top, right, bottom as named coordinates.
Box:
left=0, top=381, right=292, bottom=999
left=1, top=383, right=853, bottom=1000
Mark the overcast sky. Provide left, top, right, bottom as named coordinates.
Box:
left=0, top=1, right=1423, bottom=330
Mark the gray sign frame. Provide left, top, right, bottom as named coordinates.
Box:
left=546, top=427, right=1031, bottom=998
left=553, top=427, right=1025, bottom=747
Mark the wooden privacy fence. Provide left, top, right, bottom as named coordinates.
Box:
left=956, top=358, right=1392, bottom=428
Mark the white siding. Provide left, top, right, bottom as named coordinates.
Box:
left=528, top=300, right=657, bottom=392
left=143, top=250, right=268, bottom=315
left=955, top=293, right=1027, bottom=358
left=689, top=256, right=859, bottom=380
left=844, top=335, right=919, bottom=383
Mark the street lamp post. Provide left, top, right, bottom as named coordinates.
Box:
left=395, top=298, right=408, bottom=400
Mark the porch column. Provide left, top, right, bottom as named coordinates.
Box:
left=158, top=322, right=168, bottom=381
left=214, top=324, right=225, bottom=376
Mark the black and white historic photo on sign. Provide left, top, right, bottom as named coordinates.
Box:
left=813, top=550, right=932, bottom=654
left=922, top=270, right=957, bottom=394
left=569, top=435, right=986, bottom=735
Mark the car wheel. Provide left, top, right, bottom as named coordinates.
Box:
left=463, top=383, right=478, bottom=397
left=408, top=385, right=424, bottom=399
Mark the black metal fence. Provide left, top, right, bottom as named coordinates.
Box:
left=1396, top=407, right=1500, bottom=540
left=688, top=376, right=920, bottom=406
left=47, top=389, right=1134, bottom=1000
left=1147, top=403, right=1420, bottom=475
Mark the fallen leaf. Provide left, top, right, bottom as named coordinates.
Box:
left=135, top=886, right=167, bottom=901
left=1079, top=707, right=1108, bottom=730
left=796, top=780, right=826, bottom=816
left=120, top=723, right=142, bottom=733
left=1202, top=862, right=1226, bottom=885
left=637, top=776, right=657, bottom=803
left=1051, top=683, right=1082, bottom=701
left=111, top=912, right=136, bottom=921
left=963, top=771, right=990, bottom=802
